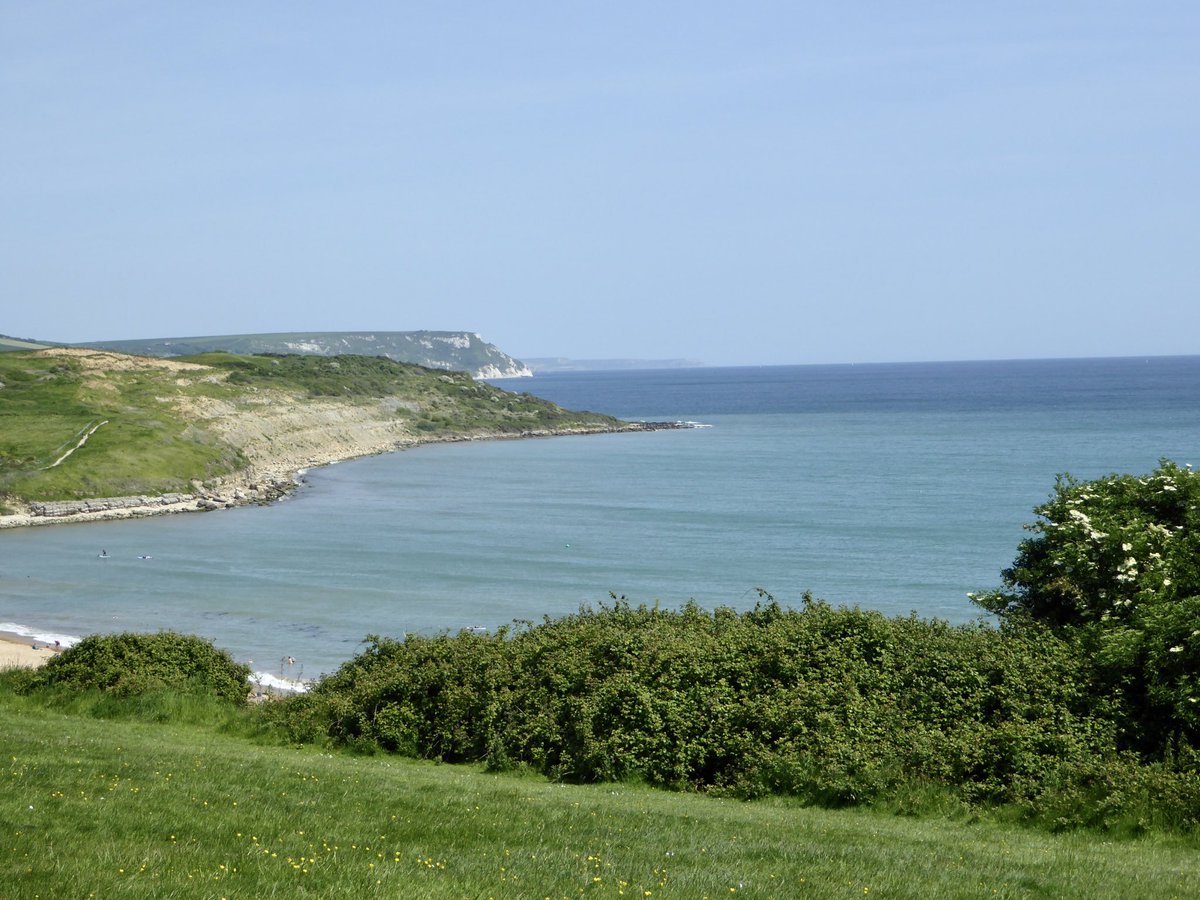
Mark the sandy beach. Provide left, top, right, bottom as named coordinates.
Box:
left=0, top=632, right=59, bottom=670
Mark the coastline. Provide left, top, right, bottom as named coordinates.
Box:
left=0, top=417, right=693, bottom=686
left=0, top=420, right=686, bottom=531
left=0, top=631, right=61, bottom=670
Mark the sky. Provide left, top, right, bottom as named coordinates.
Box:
left=2, top=2, right=1197, bottom=366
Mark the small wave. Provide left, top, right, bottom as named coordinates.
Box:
left=249, top=671, right=311, bottom=694
left=0, top=622, right=80, bottom=648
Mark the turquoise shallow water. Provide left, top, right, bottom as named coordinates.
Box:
left=2, top=356, right=1199, bottom=680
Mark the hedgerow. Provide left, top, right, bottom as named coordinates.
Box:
left=273, top=599, right=1137, bottom=813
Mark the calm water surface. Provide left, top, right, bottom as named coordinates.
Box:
left=2, top=356, right=1198, bottom=680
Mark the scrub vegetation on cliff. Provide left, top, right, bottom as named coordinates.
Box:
left=0, top=348, right=622, bottom=509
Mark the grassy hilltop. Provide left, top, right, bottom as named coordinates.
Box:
left=0, top=347, right=622, bottom=510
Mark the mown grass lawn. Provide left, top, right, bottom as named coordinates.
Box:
left=2, top=695, right=1196, bottom=899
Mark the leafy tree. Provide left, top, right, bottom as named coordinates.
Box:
left=973, top=460, right=1200, bottom=751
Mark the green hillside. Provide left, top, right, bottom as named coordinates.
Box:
left=0, top=348, right=621, bottom=508
left=0, top=333, right=54, bottom=352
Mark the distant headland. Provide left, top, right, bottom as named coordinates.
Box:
left=1, top=330, right=534, bottom=380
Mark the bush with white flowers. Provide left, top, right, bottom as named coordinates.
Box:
left=974, top=460, right=1200, bottom=751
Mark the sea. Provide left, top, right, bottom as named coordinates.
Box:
left=2, top=356, right=1199, bottom=686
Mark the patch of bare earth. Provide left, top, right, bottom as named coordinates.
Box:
left=38, top=347, right=215, bottom=396
left=37, top=347, right=209, bottom=374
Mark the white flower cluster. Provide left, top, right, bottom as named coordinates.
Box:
left=1066, top=508, right=1108, bottom=542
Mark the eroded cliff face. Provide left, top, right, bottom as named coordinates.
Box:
left=181, top=391, right=423, bottom=488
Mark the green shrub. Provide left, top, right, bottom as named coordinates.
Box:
left=973, top=460, right=1200, bottom=754
left=282, top=599, right=1119, bottom=815
left=27, top=632, right=251, bottom=705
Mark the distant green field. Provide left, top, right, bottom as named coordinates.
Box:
left=0, top=334, right=52, bottom=351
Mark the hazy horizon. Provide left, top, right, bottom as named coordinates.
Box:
left=6, top=326, right=1199, bottom=372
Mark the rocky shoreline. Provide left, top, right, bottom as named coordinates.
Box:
left=0, top=481, right=295, bottom=529
left=0, top=420, right=695, bottom=530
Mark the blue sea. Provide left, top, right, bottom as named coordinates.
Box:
left=2, top=356, right=1199, bottom=683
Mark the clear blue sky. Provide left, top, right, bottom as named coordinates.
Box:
left=3, top=2, right=1197, bottom=366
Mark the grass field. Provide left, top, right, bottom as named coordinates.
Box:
left=1, top=687, right=1197, bottom=899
